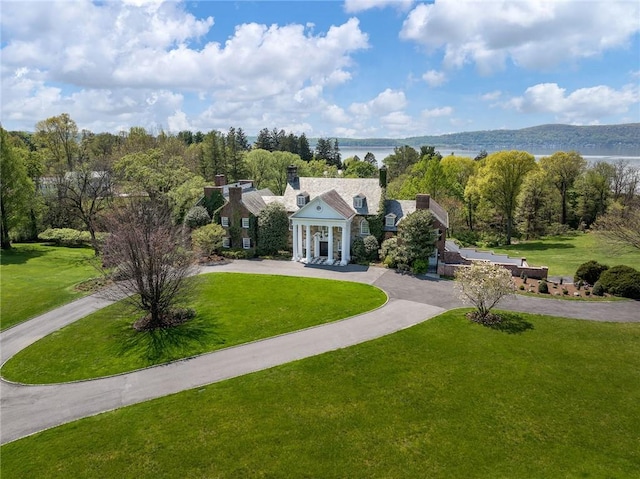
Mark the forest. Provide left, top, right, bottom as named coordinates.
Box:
left=2, top=114, right=639, bottom=254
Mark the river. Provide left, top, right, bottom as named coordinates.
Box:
left=338, top=146, right=640, bottom=168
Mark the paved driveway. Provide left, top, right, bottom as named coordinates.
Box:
left=1, top=260, right=638, bottom=444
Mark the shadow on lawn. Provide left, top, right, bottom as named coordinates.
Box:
left=489, top=312, right=534, bottom=334
left=0, top=246, right=47, bottom=265
left=118, top=316, right=224, bottom=364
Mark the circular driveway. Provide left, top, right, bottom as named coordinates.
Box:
left=1, top=260, right=638, bottom=444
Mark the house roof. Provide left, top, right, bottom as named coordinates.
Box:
left=239, top=190, right=268, bottom=216
left=290, top=189, right=356, bottom=220
left=384, top=198, right=450, bottom=230
left=282, top=177, right=382, bottom=215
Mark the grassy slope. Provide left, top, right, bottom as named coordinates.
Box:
left=0, top=244, right=98, bottom=330
left=488, top=233, right=640, bottom=277
left=1, top=273, right=386, bottom=383
left=2, top=310, right=639, bottom=478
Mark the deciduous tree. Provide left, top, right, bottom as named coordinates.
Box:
left=539, top=151, right=586, bottom=225
left=1, top=129, right=34, bottom=249
left=455, top=261, right=515, bottom=324
left=102, top=200, right=196, bottom=330
left=477, top=150, right=536, bottom=244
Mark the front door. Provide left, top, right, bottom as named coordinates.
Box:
left=319, top=241, right=328, bottom=257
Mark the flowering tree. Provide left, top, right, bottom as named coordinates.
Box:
left=455, top=261, right=515, bottom=324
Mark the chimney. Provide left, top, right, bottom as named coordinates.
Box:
left=204, top=186, right=215, bottom=199
left=416, top=194, right=431, bottom=210
left=287, top=165, right=298, bottom=186
left=214, top=174, right=226, bottom=187
left=379, top=166, right=387, bottom=188
left=229, top=186, right=242, bottom=204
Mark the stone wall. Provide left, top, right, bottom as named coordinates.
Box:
left=438, top=260, right=548, bottom=280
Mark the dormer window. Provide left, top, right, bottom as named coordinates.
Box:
left=385, top=214, right=397, bottom=228
left=296, top=192, right=309, bottom=207
left=353, top=195, right=364, bottom=209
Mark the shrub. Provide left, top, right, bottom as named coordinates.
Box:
left=351, top=237, right=367, bottom=263
left=598, top=265, right=640, bottom=300
left=562, top=288, right=569, bottom=295
left=585, top=290, right=591, bottom=296
left=363, top=235, right=380, bottom=262
left=184, top=206, right=211, bottom=229
left=37, top=228, right=106, bottom=247
left=220, top=249, right=254, bottom=260
left=538, top=280, right=549, bottom=294
left=191, top=223, right=226, bottom=257
left=412, top=259, right=428, bottom=275
left=574, top=260, right=609, bottom=285
left=592, top=281, right=605, bottom=296
left=257, top=203, right=289, bottom=255
left=519, top=284, right=525, bottom=291
left=380, top=237, right=398, bottom=267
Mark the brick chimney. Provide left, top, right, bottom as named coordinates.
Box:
left=379, top=165, right=387, bottom=188
left=214, top=174, right=226, bottom=187
left=416, top=194, right=431, bottom=210
left=229, top=186, right=242, bottom=205
left=203, top=186, right=215, bottom=199
left=287, top=165, right=299, bottom=189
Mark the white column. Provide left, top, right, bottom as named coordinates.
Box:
left=305, top=224, right=312, bottom=262
left=313, top=233, right=319, bottom=258
left=297, top=224, right=303, bottom=261
left=341, top=222, right=349, bottom=265
left=292, top=220, right=298, bottom=260
left=327, top=225, right=334, bottom=264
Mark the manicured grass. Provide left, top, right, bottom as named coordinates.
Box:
left=0, top=243, right=99, bottom=330
left=490, top=232, right=640, bottom=277
left=2, top=310, right=639, bottom=478
left=1, top=273, right=386, bottom=383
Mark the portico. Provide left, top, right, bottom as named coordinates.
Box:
left=290, top=190, right=355, bottom=266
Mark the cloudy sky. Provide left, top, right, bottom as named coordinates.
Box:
left=1, top=0, right=639, bottom=138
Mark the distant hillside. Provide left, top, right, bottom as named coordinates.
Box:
left=337, top=123, right=640, bottom=154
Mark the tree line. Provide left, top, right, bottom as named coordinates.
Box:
left=0, top=114, right=368, bottom=252
left=382, top=144, right=639, bottom=246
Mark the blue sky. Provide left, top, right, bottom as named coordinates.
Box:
left=1, top=0, right=639, bottom=138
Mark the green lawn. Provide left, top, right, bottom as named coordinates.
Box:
left=2, top=310, right=639, bottom=478
left=1, top=273, right=386, bottom=383
left=0, top=243, right=99, bottom=330
left=489, top=232, right=640, bottom=277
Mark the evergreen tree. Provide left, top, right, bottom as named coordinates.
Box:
left=299, top=133, right=313, bottom=162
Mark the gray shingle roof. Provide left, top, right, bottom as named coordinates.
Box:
left=318, top=189, right=357, bottom=220
left=240, top=190, right=268, bottom=216
left=282, top=177, right=382, bottom=215
left=384, top=198, right=449, bottom=230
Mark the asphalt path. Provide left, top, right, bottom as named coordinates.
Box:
left=1, top=260, right=638, bottom=445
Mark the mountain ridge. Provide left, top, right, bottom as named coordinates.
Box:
left=334, top=123, right=640, bottom=154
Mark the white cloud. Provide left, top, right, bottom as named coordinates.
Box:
left=422, top=69, right=447, bottom=87
left=506, top=83, right=640, bottom=124
left=344, top=0, right=415, bottom=14
left=323, top=105, right=352, bottom=124
left=421, top=106, right=454, bottom=118
left=401, top=0, right=640, bottom=73
left=349, top=88, right=407, bottom=117
left=0, top=1, right=369, bottom=133
left=481, top=90, right=502, bottom=101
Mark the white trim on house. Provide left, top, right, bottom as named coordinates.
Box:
left=222, top=237, right=230, bottom=248
left=360, top=219, right=370, bottom=236
left=242, top=237, right=251, bottom=249
left=290, top=195, right=354, bottom=266
left=241, top=217, right=249, bottom=229
left=221, top=216, right=229, bottom=227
